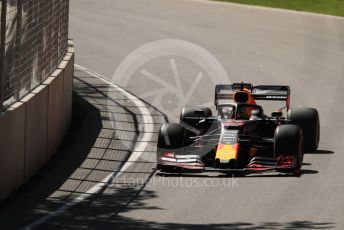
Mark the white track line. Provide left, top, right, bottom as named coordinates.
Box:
left=23, top=64, right=154, bottom=229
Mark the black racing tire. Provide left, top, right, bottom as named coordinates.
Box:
left=157, top=123, right=188, bottom=150
left=157, top=123, right=195, bottom=173
left=180, top=107, right=212, bottom=130
left=274, top=125, right=303, bottom=172
left=288, top=108, right=320, bottom=152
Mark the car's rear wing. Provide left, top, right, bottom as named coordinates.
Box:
left=215, top=83, right=291, bottom=110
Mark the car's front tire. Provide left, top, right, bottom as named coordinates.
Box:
left=274, top=124, right=304, bottom=174
left=157, top=123, right=195, bottom=172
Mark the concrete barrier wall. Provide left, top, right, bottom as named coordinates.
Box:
left=0, top=41, right=74, bottom=201
left=0, top=102, right=26, bottom=200
left=62, top=47, right=75, bottom=135
left=45, top=70, right=65, bottom=160
left=22, top=85, right=48, bottom=181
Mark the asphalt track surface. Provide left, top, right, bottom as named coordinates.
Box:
left=68, top=1, right=344, bottom=229
left=9, top=0, right=344, bottom=229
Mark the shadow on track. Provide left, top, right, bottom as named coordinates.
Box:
left=305, top=150, right=334, bottom=155
left=21, top=186, right=334, bottom=230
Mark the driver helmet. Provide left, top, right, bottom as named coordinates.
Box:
left=222, top=107, right=234, bottom=119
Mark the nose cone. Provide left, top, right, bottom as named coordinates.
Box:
left=215, top=143, right=239, bottom=163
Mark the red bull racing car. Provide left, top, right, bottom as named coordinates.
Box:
left=157, top=82, right=320, bottom=176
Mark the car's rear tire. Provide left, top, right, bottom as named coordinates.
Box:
left=274, top=125, right=303, bottom=173
left=180, top=107, right=212, bottom=130
left=288, top=108, right=320, bottom=152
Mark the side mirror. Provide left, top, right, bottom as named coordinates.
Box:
left=271, top=111, right=283, bottom=118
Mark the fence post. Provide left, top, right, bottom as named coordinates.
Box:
left=14, top=0, right=22, bottom=101
left=0, top=0, right=7, bottom=112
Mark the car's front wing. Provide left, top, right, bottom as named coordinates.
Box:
left=158, top=153, right=295, bottom=174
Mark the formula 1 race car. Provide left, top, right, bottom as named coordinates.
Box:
left=157, top=82, right=320, bottom=176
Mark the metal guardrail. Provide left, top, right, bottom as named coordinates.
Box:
left=0, top=0, right=69, bottom=111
